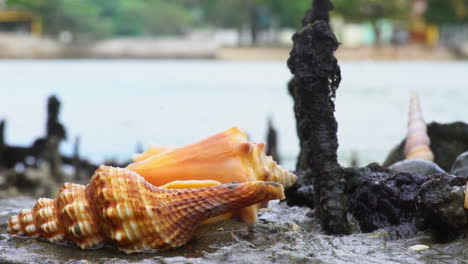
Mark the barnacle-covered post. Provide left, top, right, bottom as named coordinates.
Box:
left=287, top=0, right=350, bottom=234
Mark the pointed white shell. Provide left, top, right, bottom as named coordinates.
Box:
left=404, top=93, right=434, bottom=161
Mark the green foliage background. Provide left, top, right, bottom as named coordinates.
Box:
left=425, top=0, right=468, bottom=24
left=4, top=0, right=314, bottom=38
left=6, top=0, right=193, bottom=38
left=4, top=0, right=468, bottom=39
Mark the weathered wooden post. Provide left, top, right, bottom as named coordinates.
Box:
left=44, top=95, right=66, bottom=183
left=73, top=136, right=81, bottom=181
left=265, top=118, right=281, bottom=164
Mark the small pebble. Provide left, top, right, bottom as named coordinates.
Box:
left=464, top=184, right=467, bottom=209
left=289, top=222, right=300, bottom=231
left=68, top=260, right=91, bottom=264
left=408, top=244, right=429, bottom=251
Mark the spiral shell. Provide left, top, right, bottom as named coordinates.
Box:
left=7, top=165, right=284, bottom=254
left=127, top=127, right=296, bottom=223
left=127, top=127, right=296, bottom=189
left=404, top=93, right=434, bottom=161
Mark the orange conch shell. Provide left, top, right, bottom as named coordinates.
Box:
left=127, top=127, right=297, bottom=222
left=404, top=93, right=434, bottom=161
left=7, top=165, right=284, bottom=254
left=132, top=144, right=173, bottom=162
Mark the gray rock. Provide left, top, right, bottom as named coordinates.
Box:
left=450, top=151, right=468, bottom=180
left=389, top=159, right=445, bottom=176
left=383, top=122, right=468, bottom=171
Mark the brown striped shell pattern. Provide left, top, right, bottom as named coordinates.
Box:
left=7, top=165, right=284, bottom=254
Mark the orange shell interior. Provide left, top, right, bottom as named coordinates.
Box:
left=127, top=127, right=263, bottom=186
left=126, top=127, right=276, bottom=223
left=132, top=145, right=173, bottom=162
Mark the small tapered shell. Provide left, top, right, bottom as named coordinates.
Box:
left=404, top=93, right=434, bottom=161
left=7, top=165, right=284, bottom=254
left=127, top=127, right=297, bottom=188
left=464, top=183, right=468, bottom=210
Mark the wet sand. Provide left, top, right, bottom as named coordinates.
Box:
left=1, top=198, right=467, bottom=264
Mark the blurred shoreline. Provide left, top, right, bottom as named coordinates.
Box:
left=219, top=45, right=454, bottom=61
left=0, top=33, right=460, bottom=61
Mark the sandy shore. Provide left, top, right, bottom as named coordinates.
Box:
left=0, top=34, right=456, bottom=60
left=218, top=45, right=454, bottom=61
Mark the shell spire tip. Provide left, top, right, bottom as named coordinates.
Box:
left=404, top=92, right=434, bottom=161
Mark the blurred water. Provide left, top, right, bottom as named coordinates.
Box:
left=0, top=60, right=467, bottom=169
